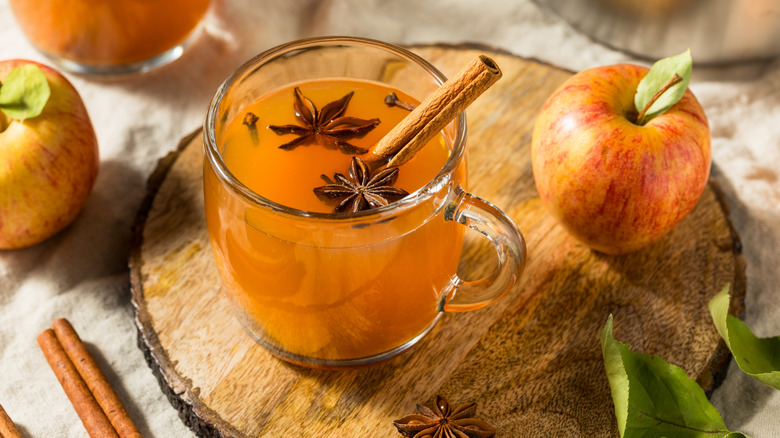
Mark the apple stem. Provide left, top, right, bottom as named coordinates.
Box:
left=636, top=73, right=683, bottom=125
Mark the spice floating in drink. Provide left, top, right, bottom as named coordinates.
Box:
left=220, top=79, right=450, bottom=213
left=385, top=92, right=416, bottom=111
left=313, top=156, right=409, bottom=213
left=242, top=112, right=260, bottom=146
left=268, top=87, right=380, bottom=154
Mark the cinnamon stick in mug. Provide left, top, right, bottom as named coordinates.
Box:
left=365, top=55, right=502, bottom=167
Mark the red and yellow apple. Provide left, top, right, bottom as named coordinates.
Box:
left=0, top=60, right=99, bottom=249
left=531, top=64, right=711, bottom=254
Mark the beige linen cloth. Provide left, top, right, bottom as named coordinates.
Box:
left=1, top=0, right=778, bottom=436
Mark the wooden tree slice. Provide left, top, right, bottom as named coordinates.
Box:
left=129, top=44, right=745, bottom=437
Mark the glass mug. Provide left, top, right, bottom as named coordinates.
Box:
left=9, top=0, right=210, bottom=75
left=203, top=37, right=526, bottom=368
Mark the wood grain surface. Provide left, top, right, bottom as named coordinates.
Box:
left=129, top=44, right=745, bottom=437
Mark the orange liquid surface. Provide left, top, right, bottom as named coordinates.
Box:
left=10, top=0, right=209, bottom=65
left=205, top=79, right=465, bottom=361
left=221, top=79, right=452, bottom=213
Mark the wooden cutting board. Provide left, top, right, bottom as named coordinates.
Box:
left=129, top=44, right=745, bottom=437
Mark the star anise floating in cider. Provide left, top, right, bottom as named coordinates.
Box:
left=392, top=395, right=497, bottom=438
left=268, top=87, right=380, bottom=154
left=313, top=156, right=409, bottom=213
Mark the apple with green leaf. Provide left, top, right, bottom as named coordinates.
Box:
left=531, top=50, right=711, bottom=254
left=0, top=60, right=99, bottom=249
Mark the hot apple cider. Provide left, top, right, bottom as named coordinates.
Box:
left=204, top=79, right=465, bottom=362
left=10, top=0, right=209, bottom=67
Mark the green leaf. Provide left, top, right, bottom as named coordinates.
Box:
left=600, top=315, right=749, bottom=438
left=0, top=64, right=51, bottom=120
left=634, top=48, right=692, bottom=123
left=709, top=284, right=780, bottom=390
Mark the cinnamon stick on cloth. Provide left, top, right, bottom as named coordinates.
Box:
left=0, top=403, right=23, bottom=438
left=365, top=55, right=502, bottom=168
left=37, top=318, right=142, bottom=438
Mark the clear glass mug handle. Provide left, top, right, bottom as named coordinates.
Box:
left=438, top=185, right=527, bottom=312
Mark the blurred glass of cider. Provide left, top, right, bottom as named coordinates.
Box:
left=10, top=0, right=211, bottom=75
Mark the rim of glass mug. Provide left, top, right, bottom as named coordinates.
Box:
left=203, top=36, right=467, bottom=222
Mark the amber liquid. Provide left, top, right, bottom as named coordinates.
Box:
left=204, top=79, right=466, bottom=362
left=10, top=0, right=209, bottom=65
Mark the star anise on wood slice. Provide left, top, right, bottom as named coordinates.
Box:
left=393, top=395, right=496, bottom=438
left=313, top=156, right=408, bottom=213
left=267, top=87, right=380, bottom=154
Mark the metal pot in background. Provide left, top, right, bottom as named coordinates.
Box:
left=535, top=0, right=780, bottom=64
